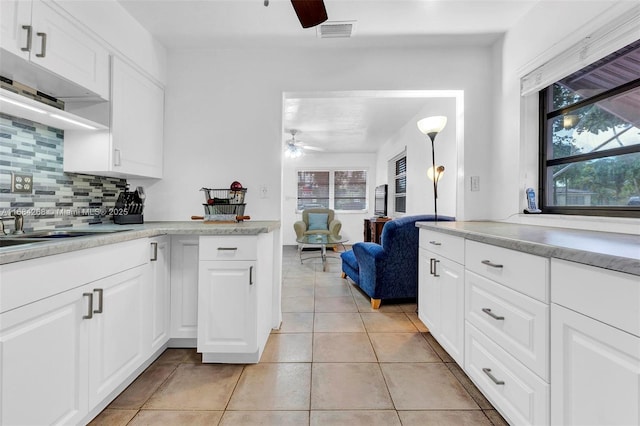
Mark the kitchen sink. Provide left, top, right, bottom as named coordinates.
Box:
left=0, top=238, right=47, bottom=247
left=11, top=229, right=128, bottom=239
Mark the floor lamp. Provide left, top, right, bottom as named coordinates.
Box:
left=417, top=116, right=447, bottom=222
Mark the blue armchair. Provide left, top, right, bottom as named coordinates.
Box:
left=340, top=215, right=454, bottom=309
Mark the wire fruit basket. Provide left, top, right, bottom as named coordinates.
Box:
left=200, top=188, right=247, bottom=221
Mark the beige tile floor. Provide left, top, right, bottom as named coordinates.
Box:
left=91, top=246, right=508, bottom=426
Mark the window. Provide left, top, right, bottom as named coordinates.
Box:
left=539, top=40, right=640, bottom=217
left=394, top=156, right=407, bottom=213
left=297, top=170, right=367, bottom=211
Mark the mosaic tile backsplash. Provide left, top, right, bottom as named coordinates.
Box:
left=0, top=113, right=127, bottom=232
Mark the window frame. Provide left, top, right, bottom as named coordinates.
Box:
left=392, top=154, right=407, bottom=215
left=296, top=168, right=369, bottom=213
left=538, top=75, right=640, bottom=218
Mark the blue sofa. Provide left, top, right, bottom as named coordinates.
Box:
left=340, top=215, right=454, bottom=309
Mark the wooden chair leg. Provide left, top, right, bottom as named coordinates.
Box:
left=371, top=298, right=381, bottom=309
left=341, top=272, right=346, bottom=278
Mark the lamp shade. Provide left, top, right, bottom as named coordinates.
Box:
left=417, top=116, right=447, bottom=135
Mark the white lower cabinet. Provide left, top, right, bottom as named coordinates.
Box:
left=466, top=323, right=549, bottom=425
left=0, top=239, right=151, bottom=425
left=551, top=259, right=640, bottom=426
left=418, top=247, right=464, bottom=365
left=551, top=304, right=640, bottom=426
left=149, top=236, right=171, bottom=353
left=87, top=265, right=149, bottom=408
left=197, top=234, right=274, bottom=363
left=170, top=235, right=200, bottom=342
left=0, top=284, right=89, bottom=426
left=198, top=260, right=257, bottom=357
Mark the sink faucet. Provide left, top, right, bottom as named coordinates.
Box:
left=0, top=213, right=24, bottom=235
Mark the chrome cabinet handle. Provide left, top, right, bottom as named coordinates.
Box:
left=249, top=266, right=254, bottom=285
left=430, top=258, right=440, bottom=277
left=35, top=32, right=46, bottom=57
left=483, top=368, right=505, bottom=385
left=481, top=260, right=503, bottom=268
left=93, top=288, right=103, bottom=314
left=113, top=148, right=121, bottom=166
left=482, top=308, right=505, bottom=321
left=21, top=25, right=32, bottom=52
left=83, top=292, right=93, bottom=319
left=150, top=242, right=158, bottom=261
left=429, top=240, right=442, bottom=246
left=217, top=247, right=238, bottom=251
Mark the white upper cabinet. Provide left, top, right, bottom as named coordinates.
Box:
left=0, top=0, right=32, bottom=60
left=64, top=57, right=165, bottom=179
left=0, top=0, right=110, bottom=100
left=111, top=56, right=164, bottom=178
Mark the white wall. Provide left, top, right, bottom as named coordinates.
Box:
left=141, top=45, right=494, bottom=224
left=490, top=0, right=639, bottom=231
left=282, top=152, right=377, bottom=245
left=376, top=98, right=460, bottom=220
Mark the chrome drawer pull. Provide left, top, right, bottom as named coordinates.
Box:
left=429, top=240, right=442, bottom=246
left=482, top=368, right=505, bottom=385
left=83, top=293, right=93, bottom=319
left=217, top=247, right=238, bottom=251
left=21, top=25, right=32, bottom=52
left=429, top=258, right=440, bottom=277
left=249, top=266, right=254, bottom=285
left=35, top=32, right=47, bottom=58
left=93, top=288, right=103, bottom=314
left=482, top=308, right=504, bottom=320
left=481, top=260, right=503, bottom=268
left=150, top=242, right=158, bottom=261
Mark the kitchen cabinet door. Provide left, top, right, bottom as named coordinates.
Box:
left=551, top=304, right=640, bottom=426
left=170, top=235, right=199, bottom=341
left=0, top=286, right=90, bottom=426
left=149, top=236, right=171, bottom=354
left=111, top=56, right=164, bottom=178
left=418, top=248, right=439, bottom=333
left=87, top=265, right=149, bottom=408
left=198, top=260, right=257, bottom=360
left=418, top=248, right=464, bottom=366
left=0, top=0, right=32, bottom=59
left=30, top=0, right=109, bottom=99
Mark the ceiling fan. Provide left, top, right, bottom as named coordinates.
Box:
left=264, top=0, right=328, bottom=29
left=284, top=130, right=324, bottom=157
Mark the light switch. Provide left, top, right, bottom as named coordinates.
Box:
left=470, top=176, right=480, bottom=192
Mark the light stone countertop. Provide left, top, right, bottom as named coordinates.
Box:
left=416, top=221, right=640, bottom=276
left=0, top=220, right=281, bottom=265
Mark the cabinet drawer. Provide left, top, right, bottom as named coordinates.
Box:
left=466, top=240, right=548, bottom=302
left=551, top=259, right=639, bottom=337
left=466, top=271, right=549, bottom=380
left=419, top=229, right=464, bottom=264
left=199, top=236, right=257, bottom=261
left=465, top=323, right=549, bottom=426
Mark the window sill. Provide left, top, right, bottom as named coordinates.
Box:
left=503, top=214, right=639, bottom=235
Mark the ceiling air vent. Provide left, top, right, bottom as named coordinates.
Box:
left=316, top=21, right=357, bottom=38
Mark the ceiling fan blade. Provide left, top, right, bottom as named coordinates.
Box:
left=291, top=0, right=328, bottom=28
left=302, top=145, right=324, bottom=151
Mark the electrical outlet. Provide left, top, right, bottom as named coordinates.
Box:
left=11, top=172, right=33, bottom=194
left=470, top=176, right=480, bottom=192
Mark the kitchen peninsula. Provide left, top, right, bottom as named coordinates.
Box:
left=416, top=220, right=639, bottom=426
left=0, top=221, right=281, bottom=425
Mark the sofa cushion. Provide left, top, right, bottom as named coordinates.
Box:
left=308, top=213, right=329, bottom=231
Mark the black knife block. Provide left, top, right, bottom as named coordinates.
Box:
left=114, top=189, right=144, bottom=225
